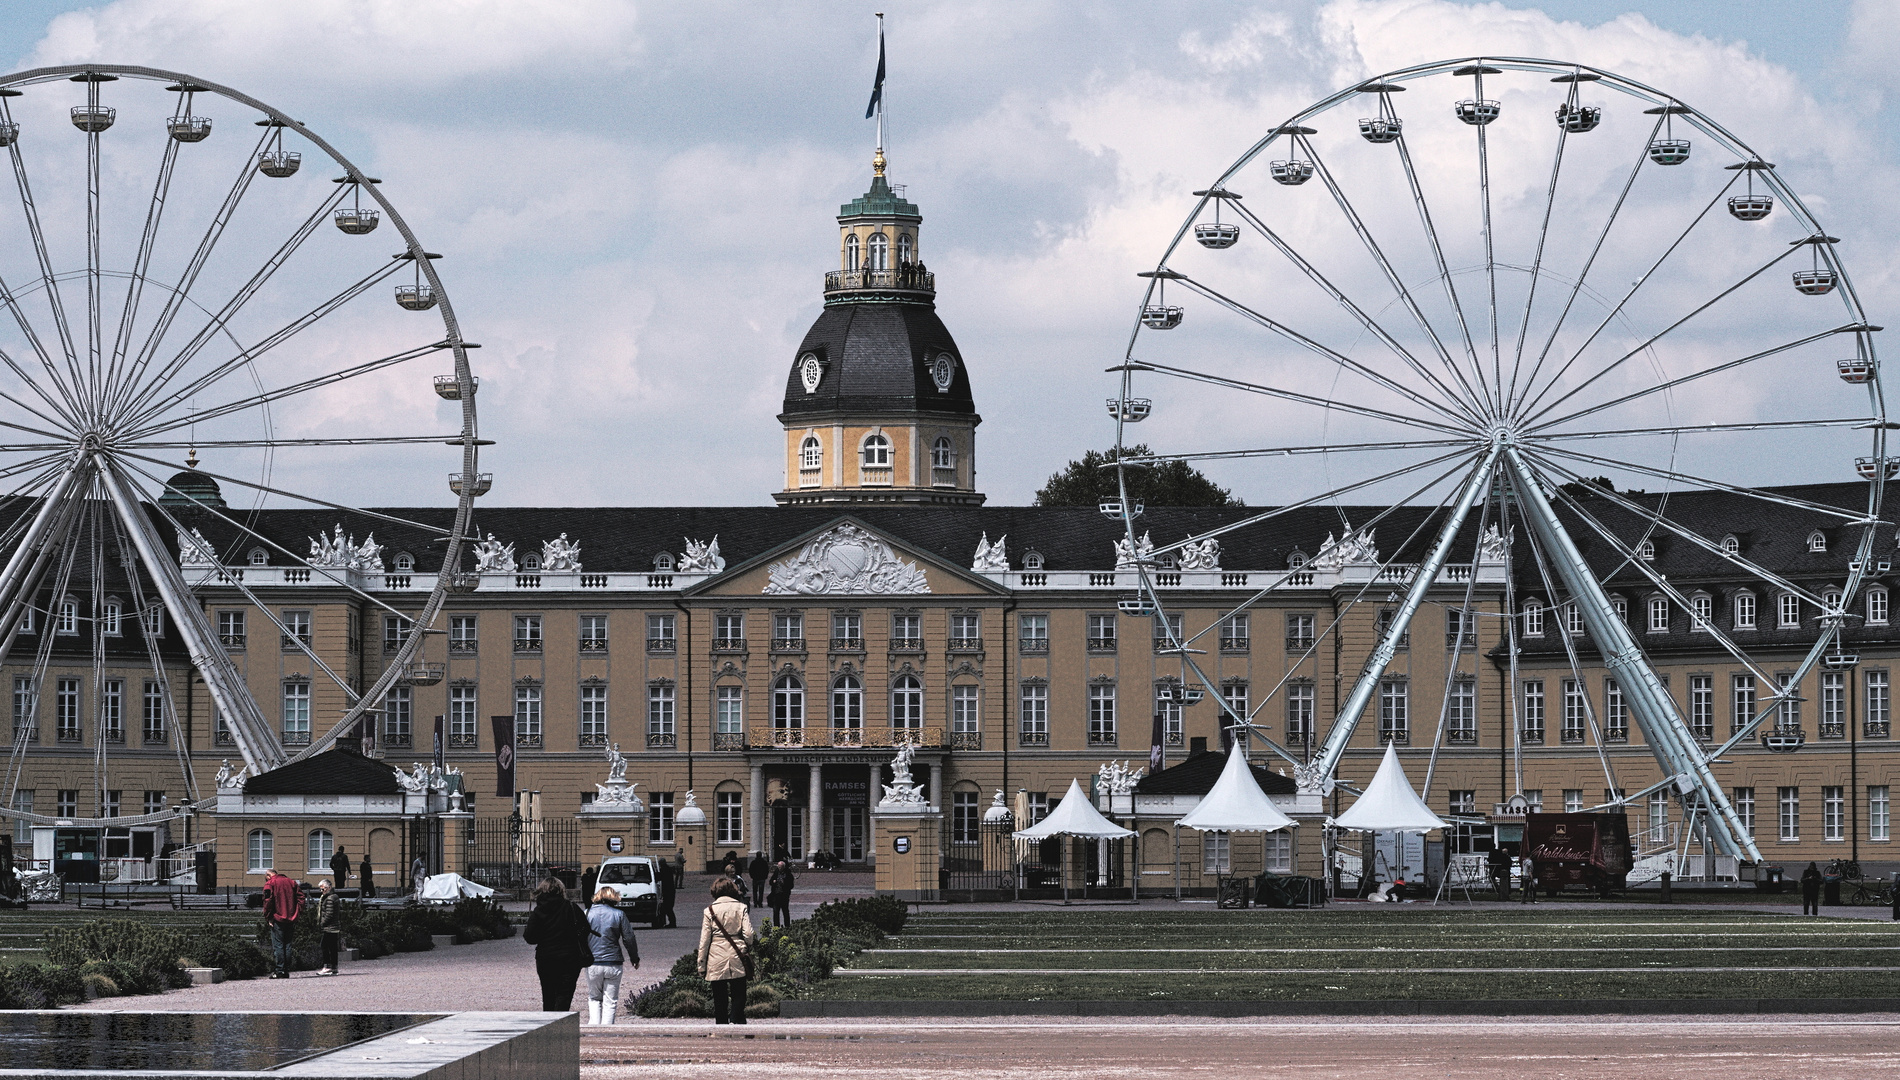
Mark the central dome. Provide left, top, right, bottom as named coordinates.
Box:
left=779, top=304, right=973, bottom=421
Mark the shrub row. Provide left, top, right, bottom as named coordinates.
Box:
left=27, top=918, right=266, bottom=1001
left=259, top=895, right=515, bottom=970
left=0, top=962, right=86, bottom=1008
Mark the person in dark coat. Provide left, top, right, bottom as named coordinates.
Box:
left=359, top=854, right=376, bottom=898
left=721, top=851, right=740, bottom=878
left=1487, top=847, right=1512, bottom=901
left=1802, top=861, right=1824, bottom=916
left=316, top=878, right=342, bottom=975
left=523, top=877, right=587, bottom=1011
left=767, top=860, right=794, bottom=927
left=747, top=853, right=769, bottom=910
left=329, top=845, right=351, bottom=890
left=581, top=865, right=599, bottom=905
left=410, top=854, right=428, bottom=894
left=658, top=857, right=678, bottom=928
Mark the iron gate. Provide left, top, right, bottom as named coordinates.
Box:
left=467, top=816, right=581, bottom=890
left=945, top=821, right=1015, bottom=894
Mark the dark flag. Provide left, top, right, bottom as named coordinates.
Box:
left=432, top=715, right=445, bottom=772
left=863, top=26, right=885, bottom=119
left=1150, top=712, right=1165, bottom=773
left=492, top=715, right=515, bottom=798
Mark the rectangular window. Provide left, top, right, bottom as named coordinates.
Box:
left=1286, top=612, right=1315, bottom=650
left=1027, top=792, right=1050, bottom=824
left=1523, top=602, right=1545, bottom=637
left=99, top=679, right=122, bottom=743
left=950, top=613, right=980, bottom=648
left=646, top=684, right=675, bottom=747
left=282, top=609, right=311, bottom=649
left=1691, top=595, right=1712, bottom=632
left=1648, top=597, right=1670, bottom=633
left=141, top=603, right=162, bottom=639
left=449, top=614, right=478, bottom=653
left=1018, top=613, right=1048, bottom=654
left=1286, top=682, right=1315, bottom=742
left=218, top=610, right=246, bottom=649
left=101, top=790, right=120, bottom=818
left=714, top=612, right=745, bottom=648
left=1778, top=786, right=1799, bottom=841
left=951, top=685, right=979, bottom=735
left=1088, top=684, right=1117, bottom=745
left=1734, top=787, right=1756, bottom=837
left=513, top=615, right=543, bottom=654
left=247, top=829, right=272, bottom=873
left=382, top=613, right=411, bottom=653
left=1220, top=612, right=1249, bottom=651
left=649, top=792, right=675, bottom=844
left=1265, top=833, right=1292, bottom=873
left=383, top=685, right=412, bottom=746
left=1687, top=675, right=1712, bottom=742
left=141, top=680, right=166, bottom=744
left=890, top=612, right=921, bottom=647
left=1648, top=790, right=1670, bottom=844
left=1520, top=680, right=1545, bottom=745
left=1561, top=679, right=1587, bottom=744
left=581, top=684, right=610, bottom=746
left=646, top=612, right=675, bottom=651
left=1202, top=830, right=1231, bottom=874
left=1822, top=672, right=1846, bottom=738
left=1375, top=607, right=1408, bottom=647
left=1869, top=670, right=1892, bottom=737
left=832, top=611, right=862, bottom=649
left=1734, top=593, right=1756, bottom=630
left=952, top=790, right=978, bottom=845
left=13, top=676, right=34, bottom=738
left=1222, top=682, right=1250, bottom=739
left=1872, top=588, right=1891, bottom=625
left=716, top=790, right=743, bottom=846
left=1378, top=679, right=1407, bottom=744
left=1448, top=790, right=1476, bottom=815
left=1153, top=612, right=1183, bottom=650
left=1779, top=592, right=1801, bottom=628
left=1565, top=601, right=1583, bottom=636
left=1824, top=785, right=1845, bottom=842
left=773, top=612, right=804, bottom=647
left=1158, top=694, right=1184, bottom=746
left=282, top=682, right=310, bottom=743
left=1524, top=790, right=1543, bottom=813
left=716, top=686, right=744, bottom=735
left=1087, top=613, right=1117, bottom=652
left=1446, top=608, right=1476, bottom=650
left=1020, top=684, right=1049, bottom=744
left=515, top=685, right=543, bottom=746
left=1732, top=674, right=1757, bottom=735
left=55, top=678, right=79, bottom=742
left=142, top=790, right=165, bottom=815
left=581, top=614, right=609, bottom=652
left=1777, top=672, right=1801, bottom=728
left=56, top=789, right=78, bottom=817
left=1564, top=789, right=1584, bottom=813
left=449, top=685, right=477, bottom=746
left=1447, top=677, right=1475, bottom=743
left=1872, top=786, right=1891, bottom=842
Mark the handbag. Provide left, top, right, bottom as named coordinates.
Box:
left=710, top=906, right=755, bottom=979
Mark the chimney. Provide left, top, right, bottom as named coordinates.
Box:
left=1189, top=736, right=1208, bottom=754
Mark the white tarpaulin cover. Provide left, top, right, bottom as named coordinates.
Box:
left=1013, top=778, right=1136, bottom=840
left=1332, top=743, right=1447, bottom=833
left=418, top=872, right=496, bottom=900
left=1176, top=750, right=1297, bottom=833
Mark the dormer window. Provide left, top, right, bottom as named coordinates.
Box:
left=394, top=552, right=414, bottom=571
left=1733, top=591, right=1756, bottom=629
left=654, top=552, right=675, bottom=572
left=1809, top=531, right=1828, bottom=553
left=868, top=233, right=889, bottom=271
left=1288, top=550, right=1308, bottom=569
left=1636, top=538, right=1655, bottom=561
left=1023, top=549, right=1045, bottom=571
left=801, top=436, right=823, bottom=471
left=1720, top=535, right=1740, bottom=556
left=248, top=548, right=268, bottom=566
left=522, top=553, right=541, bottom=571
left=57, top=596, right=77, bottom=635
left=1522, top=600, right=1545, bottom=637
left=862, top=433, right=891, bottom=467
left=1870, top=586, right=1890, bottom=626
left=1690, top=593, right=1713, bottom=632
left=845, top=234, right=859, bottom=271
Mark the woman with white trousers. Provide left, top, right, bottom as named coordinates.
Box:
left=583, top=886, right=640, bottom=1024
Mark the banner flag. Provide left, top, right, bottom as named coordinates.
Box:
left=864, top=26, right=885, bottom=119
left=493, top=715, right=516, bottom=797
left=1150, top=712, right=1165, bottom=773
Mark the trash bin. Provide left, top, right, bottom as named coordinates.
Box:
left=1824, top=873, right=1842, bottom=906
left=1756, top=865, right=1785, bottom=893
left=1217, top=878, right=1251, bottom=908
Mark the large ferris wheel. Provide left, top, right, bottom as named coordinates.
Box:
left=1113, top=57, right=1886, bottom=863
left=0, top=65, right=481, bottom=823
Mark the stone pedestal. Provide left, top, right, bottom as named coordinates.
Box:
left=441, top=811, right=474, bottom=876
left=578, top=775, right=648, bottom=862
left=873, top=808, right=941, bottom=901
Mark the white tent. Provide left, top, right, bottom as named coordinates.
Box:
left=1176, top=750, right=1297, bottom=833
left=1333, top=743, right=1446, bottom=833
left=1012, top=778, right=1135, bottom=841
left=418, top=872, right=496, bottom=900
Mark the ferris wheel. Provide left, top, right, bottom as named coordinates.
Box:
left=1114, top=57, right=1886, bottom=863
left=0, top=65, right=482, bottom=823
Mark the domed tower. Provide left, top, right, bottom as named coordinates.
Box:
left=774, top=152, right=983, bottom=507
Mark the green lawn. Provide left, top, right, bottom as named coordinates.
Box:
left=811, top=909, right=1900, bottom=1002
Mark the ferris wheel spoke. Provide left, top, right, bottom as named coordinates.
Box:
left=1468, top=69, right=1506, bottom=416
left=112, top=449, right=454, bottom=537
left=1503, top=88, right=1578, bottom=412
left=1391, top=131, right=1491, bottom=410
left=6, top=144, right=88, bottom=416
left=115, top=184, right=355, bottom=422
left=131, top=433, right=475, bottom=451
left=1532, top=417, right=1878, bottom=444
left=100, top=135, right=182, bottom=423
left=1165, top=273, right=1480, bottom=427
left=1134, top=357, right=1475, bottom=438
left=127, top=340, right=448, bottom=439
left=1264, top=152, right=1489, bottom=421
left=1117, top=435, right=1478, bottom=465
left=1527, top=449, right=1828, bottom=605
left=0, top=347, right=89, bottom=433
left=1533, top=443, right=1876, bottom=521
left=1530, top=327, right=1854, bottom=433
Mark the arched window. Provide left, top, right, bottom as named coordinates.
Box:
left=1778, top=592, right=1801, bottom=628
left=307, top=829, right=334, bottom=873
left=1690, top=593, right=1713, bottom=631
left=1720, top=535, right=1740, bottom=556
left=1023, top=549, right=1044, bottom=571
left=142, top=601, right=163, bottom=639
left=248, top=548, right=268, bottom=566
left=897, top=233, right=913, bottom=264
left=772, top=674, right=804, bottom=731
left=891, top=674, right=923, bottom=731
left=1648, top=596, right=1671, bottom=633
left=831, top=674, right=862, bottom=730
left=1825, top=587, right=1844, bottom=615
left=1288, top=551, right=1308, bottom=569
left=1809, top=531, right=1828, bottom=553
left=931, top=437, right=955, bottom=470
left=522, top=552, right=541, bottom=571
left=868, top=233, right=889, bottom=271
left=1522, top=600, right=1545, bottom=637
left=1870, top=586, right=1890, bottom=625
left=845, top=233, right=859, bottom=271
left=57, top=596, right=77, bottom=635
left=653, top=552, right=675, bottom=571
left=862, top=433, right=891, bottom=467
left=394, top=552, right=414, bottom=571
left=801, top=435, right=823, bottom=471
left=1733, top=591, right=1757, bottom=629
left=1636, top=539, right=1656, bottom=561
left=247, top=829, right=273, bottom=873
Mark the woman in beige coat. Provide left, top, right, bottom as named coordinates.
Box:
left=696, top=876, right=756, bottom=1024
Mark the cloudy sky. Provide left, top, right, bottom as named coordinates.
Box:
left=0, top=0, right=1892, bottom=513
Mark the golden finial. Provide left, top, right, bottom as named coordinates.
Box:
left=873, top=148, right=886, bottom=177
left=186, top=446, right=199, bottom=469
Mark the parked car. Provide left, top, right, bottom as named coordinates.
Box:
left=594, top=856, right=663, bottom=926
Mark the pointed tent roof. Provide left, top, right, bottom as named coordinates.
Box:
left=1176, top=750, right=1297, bottom=833
left=1012, top=779, right=1135, bottom=841
left=1332, top=743, right=1447, bottom=833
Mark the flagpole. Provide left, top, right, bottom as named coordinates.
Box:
left=874, top=12, right=885, bottom=162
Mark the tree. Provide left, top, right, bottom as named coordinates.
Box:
left=1033, top=444, right=1241, bottom=507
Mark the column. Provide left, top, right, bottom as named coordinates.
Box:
left=749, top=762, right=765, bottom=858
left=869, top=762, right=882, bottom=805
left=808, top=763, right=824, bottom=863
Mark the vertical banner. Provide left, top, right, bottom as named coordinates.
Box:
left=1149, top=712, right=1165, bottom=773
left=492, top=715, right=516, bottom=798
left=432, top=715, right=445, bottom=772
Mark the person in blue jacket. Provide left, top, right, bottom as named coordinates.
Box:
left=583, top=886, right=640, bottom=1024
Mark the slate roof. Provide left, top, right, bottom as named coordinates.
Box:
left=779, top=302, right=975, bottom=420
left=243, top=747, right=402, bottom=796
left=1135, top=748, right=1299, bottom=796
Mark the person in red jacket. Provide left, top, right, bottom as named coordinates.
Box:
left=261, top=867, right=304, bottom=979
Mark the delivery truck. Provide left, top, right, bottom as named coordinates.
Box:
left=1524, top=812, right=1632, bottom=896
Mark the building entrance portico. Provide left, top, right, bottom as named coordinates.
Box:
left=746, top=751, right=941, bottom=864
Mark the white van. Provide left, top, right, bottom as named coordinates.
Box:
left=594, top=856, right=664, bottom=926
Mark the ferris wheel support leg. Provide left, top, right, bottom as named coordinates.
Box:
left=1303, top=446, right=1501, bottom=793
left=97, top=456, right=285, bottom=776
left=0, top=458, right=89, bottom=634
left=1502, top=448, right=1760, bottom=862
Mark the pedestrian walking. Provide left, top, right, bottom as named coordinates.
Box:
left=720, top=851, right=740, bottom=878
left=1520, top=853, right=1535, bottom=904
left=697, top=877, right=756, bottom=1025
left=410, top=854, right=427, bottom=895
left=747, top=853, right=768, bottom=910
left=581, top=864, right=599, bottom=905
left=1802, top=861, right=1824, bottom=916
left=329, top=845, right=351, bottom=891
left=316, top=878, right=342, bottom=975
left=1487, top=847, right=1511, bottom=902
left=583, top=886, right=640, bottom=1025
left=261, top=867, right=304, bottom=979
left=359, top=854, right=376, bottom=899
left=523, top=877, right=588, bottom=1012
left=658, top=858, right=678, bottom=928
left=767, top=859, right=794, bottom=927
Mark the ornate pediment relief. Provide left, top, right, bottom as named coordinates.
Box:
left=763, top=522, right=930, bottom=596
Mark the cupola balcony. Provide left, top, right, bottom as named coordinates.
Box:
left=825, top=266, right=935, bottom=296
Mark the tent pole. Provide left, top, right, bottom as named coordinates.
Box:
left=1173, top=825, right=1181, bottom=901
left=1132, top=833, right=1139, bottom=904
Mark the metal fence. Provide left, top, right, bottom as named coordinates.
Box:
left=466, top=816, right=581, bottom=891
left=944, top=821, right=1014, bottom=893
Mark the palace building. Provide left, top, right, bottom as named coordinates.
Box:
left=8, top=150, right=1898, bottom=897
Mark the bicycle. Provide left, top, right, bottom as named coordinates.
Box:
left=1846, top=877, right=1893, bottom=906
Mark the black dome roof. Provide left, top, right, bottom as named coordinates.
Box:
left=779, top=303, right=975, bottom=421
left=156, top=470, right=226, bottom=509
